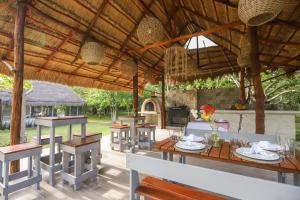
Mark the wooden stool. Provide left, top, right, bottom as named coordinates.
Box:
left=73, top=132, right=102, bottom=164
left=60, top=137, right=99, bottom=191
left=136, top=125, right=156, bottom=150
left=32, top=135, right=63, bottom=152
left=110, top=124, right=130, bottom=152
left=0, top=143, right=42, bottom=200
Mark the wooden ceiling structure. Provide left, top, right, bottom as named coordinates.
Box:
left=0, top=0, right=299, bottom=93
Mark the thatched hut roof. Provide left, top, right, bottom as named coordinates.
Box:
left=0, top=0, right=299, bottom=91
left=0, top=80, right=85, bottom=106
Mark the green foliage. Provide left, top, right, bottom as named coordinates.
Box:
left=54, top=104, right=68, bottom=115
left=0, top=74, right=32, bottom=91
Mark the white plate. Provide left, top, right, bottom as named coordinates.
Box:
left=175, top=141, right=206, bottom=151
left=215, top=119, right=228, bottom=123
left=252, top=142, right=284, bottom=152
left=181, top=135, right=204, bottom=142
left=236, top=147, right=280, bottom=161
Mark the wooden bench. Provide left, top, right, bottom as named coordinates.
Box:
left=73, top=132, right=102, bottom=165
left=0, top=143, right=42, bottom=200
left=127, top=153, right=300, bottom=200
left=136, top=176, right=224, bottom=200
left=60, top=137, right=99, bottom=190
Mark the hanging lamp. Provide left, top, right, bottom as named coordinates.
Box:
left=137, top=16, right=164, bottom=45
left=238, top=0, right=284, bottom=26
left=81, top=40, right=105, bottom=65
left=120, top=58, right=138, bottom=79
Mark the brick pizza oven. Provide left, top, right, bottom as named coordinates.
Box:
left=140, top=96, right=162, bottom=128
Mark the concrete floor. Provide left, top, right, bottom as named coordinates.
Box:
left=6, top=129, right=295, bottom=199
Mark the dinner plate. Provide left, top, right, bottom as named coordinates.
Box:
left=252, top=142, right=284, bottom=152
left=175, top=141, right=206, bottom=151
left=214, top=119, right=228, bottom=123
left=181, top=135, right=204, bottom=142
left=235, top=147, right=280, bottom=161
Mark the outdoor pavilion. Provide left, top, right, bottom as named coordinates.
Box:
left=0, top=0, right=299, bottom=179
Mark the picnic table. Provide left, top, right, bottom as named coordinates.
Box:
left=154, top=137, right=300, bottom=186
left=35, top=115, right=87, bottom=186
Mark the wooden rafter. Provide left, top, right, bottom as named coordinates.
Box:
left=128, top=21, right=242, bottom=53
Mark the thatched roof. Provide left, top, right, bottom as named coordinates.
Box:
left=0, top=0, right=299, bottom=91
left=0, top=80, right=85, bottom=106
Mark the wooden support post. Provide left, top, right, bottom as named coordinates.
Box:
left=10, top=0, right=28, bottom=173
left=248, top=26, right=265, bottom=134
left=240, top=67, right=246, bottom=104
left=133, top=74, right=138, bottom=117
left=0, top=99, right=2, bottom=128
left=161, top=74, right=166, bottom=129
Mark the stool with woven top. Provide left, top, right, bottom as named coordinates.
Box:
left=73, top=132, right=102, bottom=164
left=60, top=137, right=99, bottom=191
left=110, top=124, right=130, bottom=152
left=0, top=143, right=42, bottom=200
left=136, top=124, right=156, bottom=150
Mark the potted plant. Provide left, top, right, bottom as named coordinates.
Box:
left=55, top=105, right=67, bottom=117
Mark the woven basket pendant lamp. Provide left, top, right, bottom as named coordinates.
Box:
left=137, top=16, right=164, bottom=45
left=144, top=70, right=158, bottom=84
left=120, top=58, right=138, bottom=79
left=81, top=40, right=105, bottom=65
left=238, top=0, right=284, bottom=26
left=164, top=44, right=188, bottom=85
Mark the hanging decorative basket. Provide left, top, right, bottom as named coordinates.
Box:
left=164, top=44, right=188, bottom=85
left=237, top=54, right=249, bottom=67
left=120, top=58, right=138, bottom=79
left=81, top=41, right=105, bottom=65
left=144, top=69, right=157, bottom=84
left=137, top=16, right=164, bottom=45
left=238, top=0, right=284, bottom=26
left=239, top=35, right=251, bottom=56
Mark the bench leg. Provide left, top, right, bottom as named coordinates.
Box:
left=147, top=132, right=151, bottom=151
left=278, top=172, right=286, bottom=183
left=168, top=153, right=173, bottom=162
left=179, top=155, right=186, bottom=164
left=49, top=127, right=56, bottom=186
left=74, top=153, right=82, bottom=190
left=91, top=150, right=97, bottom=182
left=3, top=161, right=9, bottom=200
left=161, top=152, right=168, bottom=160
left=34, top=154, right=41, bottom=190
left=62, top=152, right=70, bottom=184
left=0, top=160, right=2, bottom=182
left=294, top=173, right=300, bottom=186
left=130, top=170, right=140, bottom=200
left=28, top=156, right=33, bottom=178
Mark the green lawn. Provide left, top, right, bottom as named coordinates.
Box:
left=0, top=115, right=113, bottom=147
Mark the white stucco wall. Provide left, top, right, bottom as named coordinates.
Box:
left=214, top=110, right=300, bottom=138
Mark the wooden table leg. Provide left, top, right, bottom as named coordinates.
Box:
left=278, top=172, right=286, bottom=183
left=0, top=160, right=2, bottom=182
left=130, top=120, right=135, bottom=148
left=49, top=126, right=55, bottom=186
left=162, top=152, right=168, bottom=160
left=68, top=124, right=72, bottom=140
left=3, top=161, right=9, bottom=197
left=34, top=153, right=41, bottom=190
left=81, top=123, right=86, bottom=138
left=118, top=131, right=123, bottom=152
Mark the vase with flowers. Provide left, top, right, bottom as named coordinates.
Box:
left=200, top=104, right=220, bottom=147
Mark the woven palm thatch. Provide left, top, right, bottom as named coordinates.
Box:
left=0, top=0, right=298, bottom=91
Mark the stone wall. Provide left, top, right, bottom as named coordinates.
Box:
left=166, top=89, right=198, bottom=109
left=166, top=88, right=240, bottom=110
left=198, top=88, right=240, bottom=109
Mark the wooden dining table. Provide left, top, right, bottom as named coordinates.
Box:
left=154, top=137, right=300, bottom=186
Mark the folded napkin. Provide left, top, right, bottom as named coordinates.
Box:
left=257, top=141, right=272, bottom=148
left=186, top=134, right=197, bottom=141
left=247, top=143, right=265, bottom=154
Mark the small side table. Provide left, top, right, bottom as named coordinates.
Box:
left=110, top=124, right=130, bottom=152
left=0, top=143, right=42, bottom=200
left=60, top=137, right=99, bottom=191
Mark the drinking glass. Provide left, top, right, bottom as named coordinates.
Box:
left=240, top=137, right=249, bottom=147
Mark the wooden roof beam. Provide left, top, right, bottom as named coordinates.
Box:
left=128, top=21, right=243, bottom=53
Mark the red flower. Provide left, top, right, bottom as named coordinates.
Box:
left=200, top=104, right=216, bottom=115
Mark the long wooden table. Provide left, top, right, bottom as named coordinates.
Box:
left=154, top=137, right=300, bottom=186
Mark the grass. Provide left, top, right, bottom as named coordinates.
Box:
left=0, top=115, right=113, bottom=147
